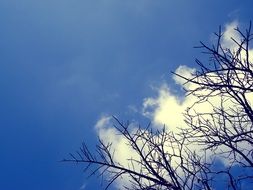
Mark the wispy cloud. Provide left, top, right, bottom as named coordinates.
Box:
left=80, top=183, right=86, bottom=190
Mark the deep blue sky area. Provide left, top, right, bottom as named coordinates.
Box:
left=0, top=1, right=252, bottom=190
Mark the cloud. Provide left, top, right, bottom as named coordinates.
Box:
left=173, top=65, right=196, bottom=87
left=80, top=183, right=86, bottom=190
left=222, top=20, right=240, bottom=49
left=95, top=115, right=141, bottom=168
left=142, top=19, right=253, bottom=150
left=94, top=115, right=143, bottom=188
left=222, top=21, right=253, bottom=63
left=142, top=83, right=188, bottom=131
left=141, top=21, right=253, bottom=168
left=141, top=65, right=201, bottom=133
left=142, top=20, right=253, bottom=131
left=92, top=20, right=253, bottom=188
left=94, top=115, right=187, bottom=188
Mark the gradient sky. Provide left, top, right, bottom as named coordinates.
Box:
left=0, top=1, right=253, bottom=190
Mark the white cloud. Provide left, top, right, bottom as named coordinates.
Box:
left=222, top=21, right=253, bottom=63
left=95, top=115, right=141, bottom=166
left=142, top=83, right=188, bottom=131
left=94, top=115, right=189, bottom=188
left=173, top=65, right=195, bottom=88
left=141, top=21, right=253, bottom=168
left=141, top=21, right=253, bottom=132
left=92, top=20, right=253, bottom=188
left=222, top=20, right=240, bottom=49
left=94, top=115, right=144, bottom=188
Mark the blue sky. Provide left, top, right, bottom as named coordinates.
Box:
left=0, top=1, right=252, bottom=190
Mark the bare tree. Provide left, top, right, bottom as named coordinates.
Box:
left=174, top=21, right=253, bottom=189
left=64, top=22, right=253, bottom=190
left=64, top=118, right=211, bottom=190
